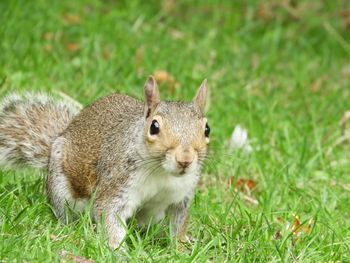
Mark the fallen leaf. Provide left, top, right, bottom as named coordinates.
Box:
left=65, top=43, right=80, bottom=52
left=43, top=32, right=53, bottom=40
left=236, top=178, right=258, bottom=191
left=154, top=70, right=174, bottom=83
left=276, top=217, right=283, bottom=224
left=311, top=79, right=322, bottom=92
left=289, top=214, right=313, bottom=241
left=67, top=234, right=84, bottom=245
left=290, top=214, right=301, bottom=233
left=254, top=1, right=301, bottom=22
left=62, top=14, right=82, bottom=25
left=227, top=177, right=258, bottom=191
left=254, top=2, right=277, bottom=22
left=59, top=250, right=95, bottom=263
left=102, top=49, right=112, bottom=60
left=274, top=231, right=282, bottom=239
left=341, top=11, right=350, bottom=29
left=161, top=0, right=175, bottom=14
left=153, top=70, right=179, bottom=92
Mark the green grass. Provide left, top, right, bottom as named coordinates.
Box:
left=1, top=0, right=350, bottom=262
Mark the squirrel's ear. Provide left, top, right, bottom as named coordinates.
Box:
left=144, top=75, right=160, bottom=118
left=193, top=79, right=208, bottom=114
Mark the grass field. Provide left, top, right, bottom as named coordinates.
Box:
left=1, top=0, right=350, bottom=262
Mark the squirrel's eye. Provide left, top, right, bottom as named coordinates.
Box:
left=205, top=123, right=210, bottom=137
left=150, top=120, right=160, bottom=135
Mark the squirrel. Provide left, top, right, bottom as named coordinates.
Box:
left=0, top=76, right=210, bottom=250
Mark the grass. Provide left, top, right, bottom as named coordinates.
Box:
left=1, top=0, right=350, bottom=262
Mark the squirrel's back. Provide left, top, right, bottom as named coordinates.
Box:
left=59, top=94, right=144, bottom=198
left=0, top=93, right=79, bottom=169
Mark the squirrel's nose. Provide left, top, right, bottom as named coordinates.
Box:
left=177, top=161, right=191, bottom=169
left=175, top=146, right=195, bottom=170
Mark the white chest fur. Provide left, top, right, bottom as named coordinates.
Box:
left=125, top=168, right=198, bottom=225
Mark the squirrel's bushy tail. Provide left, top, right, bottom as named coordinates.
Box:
left=0, top=93, right=79, bottom=169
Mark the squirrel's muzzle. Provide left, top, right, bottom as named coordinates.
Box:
left=175, top=146, right=195, bottom=171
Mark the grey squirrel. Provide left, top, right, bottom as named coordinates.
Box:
left=0, top=76, right=210, bottom=249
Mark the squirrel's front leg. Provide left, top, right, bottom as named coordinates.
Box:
left=168, top=197, right=192, bottom=241
left=93, top=192, right=132, bottom=250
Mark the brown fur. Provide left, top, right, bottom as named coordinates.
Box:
left=62, top=94, right=144, bottom=199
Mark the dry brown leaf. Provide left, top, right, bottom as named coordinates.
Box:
left=67, top=234, right=83, bottom=245
left=154, top=70, right=173, bottom=83
left=341, top=11, right=350, bottom=29
left=102, top=49, right=112, bottom=60
left=237, top=179, right=257, bottom=190
left=276, top=217, right=283, bottom=224
left=227, top=177, right=259, bottom=205
left=274, top=231, right=282, bottom=239
left=275, top=215, right=313, bottom=241
left=254, top=2, right=277, bottom=22
left=227, top=177, right=258, bottom=192
left=62, top=14, right=82, bottom=25
left=255, top=1, right=300, bottom=22
left=161, top=0, right=175, bottom=14
left=59, top=250, right=95, bottom=263
left=153, top=70, right=179, bottom=92
left=290, top=214, right=301, bottom=233
left=311, top=79, right=322, bottom=92
left=65, top=43, right=80, bottom=52
left=43, top=32, right=53, bottom=40
left=310, top=75, right=329, bottom=93
left=289, top=214, right=313, bottom=241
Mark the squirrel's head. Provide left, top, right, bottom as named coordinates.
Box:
left=142, top=76, right=209, bottom=177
